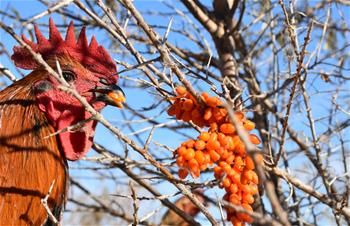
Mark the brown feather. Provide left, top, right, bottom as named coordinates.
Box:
left=161, top=191, right=206, bottom=226
left=0, top=71, right=68, bottom=225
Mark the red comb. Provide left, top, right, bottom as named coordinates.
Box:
left=11, top=18, right=116, bottom=75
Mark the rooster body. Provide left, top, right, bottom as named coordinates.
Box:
left=0, top=19, right=124, bottom=225
left=0, top=72, right=68, bottom=225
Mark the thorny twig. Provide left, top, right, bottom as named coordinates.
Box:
left=41, top=180, right=61, bottom=226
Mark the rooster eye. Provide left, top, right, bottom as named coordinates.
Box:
left=62, top=71, right=76, bottom=83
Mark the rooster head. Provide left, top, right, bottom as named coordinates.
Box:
left=11, top=18, right=125, bottom=161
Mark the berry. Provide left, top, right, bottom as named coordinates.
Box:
left=178, top=169, right=188, bottom=179
left=184, top=148, right=195, bottom=160
left=194, top=150, right=205, bottom=165
left=249, top=134, right=261, bottom=145
left=175, top=86, right=187, bottom=96
left=168, top=87, right=262, bottom=225
left=243, top=120, right=255, bottom=131
left=199, top=132, right=210, bottom=142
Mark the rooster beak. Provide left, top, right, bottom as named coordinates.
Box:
left=93, top=83, right=126, bottom=109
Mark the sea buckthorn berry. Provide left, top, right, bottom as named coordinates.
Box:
left=209, top=150, right=221, bottom=162
left=236, top=142, right=246, bottom=156
left=249, top=134, right=261, bottom=145
left=250, top=184, right=259, bottom=195
left=235, top=156, right=244, bottom=171
left=232, top=136, right=241, bottom=149
left=206, top=133, right=218, bottom=145
left=203, top=108, right=213, bottom=120
left=230, top=168, right=241, bottom=183
left=193, top=117, right=206, bottom=127
left=245, top=156, right=255, bottom=170
left=201, top=92, right=209, bottom=100
left=231, top=217, right=244, bottom=226
left=213, top=166, right=222, bottom=174
left=199, top=132, right=210, bottom=142
left=191, top=108, right=201, bottom=118
left=185, top=140, right=195, bottom=148
left=227, top=212, right=234, bottom=221
left=213, top=107, right=224, bottom=121
left=216, top=147, right=225, bottom=156
left=214, top=166, right=223, bottom=179
left=219, top=160, right=228, bottom=168
left=229, top=193, right=241, bottom=205
left=194, top=140, right=206, bottom=150
left=209, top=122, right=218, bottom=132
left=200, top=163, right=208, bottom=171
left=207, top=117, right=216, bottom=125
left=243, top=170, right=253, bottom=181
left=175, top=86, right=187, bottom=96
left=178, top=168, right=188, bottom=179
left=222, top=163, right=232, bottom=175
left=183, top=99, right=194, bottom=111
left=206, top=140, right=214, bottom=150
left=220, top=123, right=236, bottom=134
left=243, top=120, right=255, bottom=131
left=238, top=203, right=254, bottom=223
left=241, top=176, right=249, bottom=185
left=217, top=133, right=228, bottom=146
left=206, top=140, right=220, bottom=151
left=231, top=192, right=242, bottom=201
left=219, top=108, right=228, bottom=117
left=226, top=154, right=235, bottom=165
left=194, top=150, right=205, bottom=165
left=182, top=111, right=191, bottom=122
left=226, top=136, right=236, bottom=151
left=242, top=193, right=255, bottom=204
left=234, top=111, right=245, bottom=121
left=177, top=146, right=187, bottom=156
left=176, top=156, right=185, bottom=167
left=220, top=149, right=230, bottom=160
left=229, top=183, right=239, bottom=194
left=209, top=132, right=218, bottom=141
left=191, top=167, right=200, bottom=178
left=226, top=168, right=235, bottom=178
left=222, top=177, right=231, bottom=188
left=184, top=148, right=195, bottom=160
left=251, top=171, right=259, bottom=184
left=240, top=184, right=251, bottom=194
left=175, top=109, right=183, bottom=120
left=188, top=158, right=199, bottom=169
left=203, top=152, right=211, bottom=164
left=206, top=97, right=219, bottom=107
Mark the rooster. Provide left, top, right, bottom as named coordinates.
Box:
left=0, top=18, right=125, bottom=225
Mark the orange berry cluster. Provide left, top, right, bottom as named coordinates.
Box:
left=168, top=87, right=262, bottom=226
left=167, top=86, right=228, bottom=127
